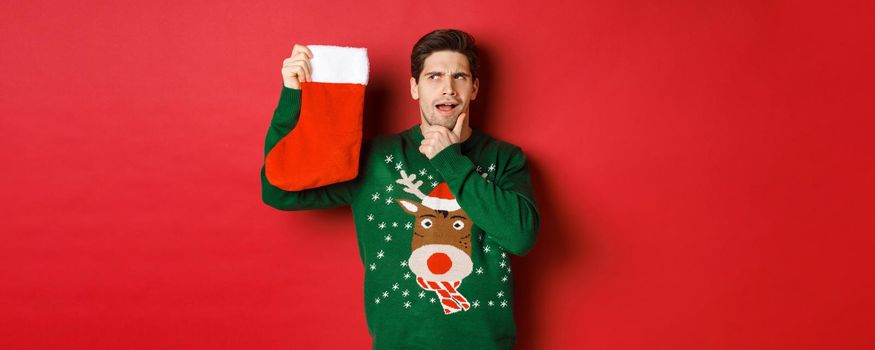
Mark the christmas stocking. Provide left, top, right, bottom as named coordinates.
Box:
left=265, top=45, right=369, bottom=191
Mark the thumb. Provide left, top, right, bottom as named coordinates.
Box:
left=452, top=113, right=466, bottom=138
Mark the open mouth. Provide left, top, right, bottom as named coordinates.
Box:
left=434, top=103, right=458, bottom=114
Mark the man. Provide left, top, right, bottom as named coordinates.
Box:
left=261, top=29, right=540, bottom=350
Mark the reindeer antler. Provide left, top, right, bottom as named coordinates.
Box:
left=395, top=170, right=427, bottom=200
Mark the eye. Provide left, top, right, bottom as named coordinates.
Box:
left=452, top=220, right=465, bottom=230
left=421, top=219, right=433, bottom=229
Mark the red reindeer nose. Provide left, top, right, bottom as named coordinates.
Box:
left=427, top=253, right=453, bottom=275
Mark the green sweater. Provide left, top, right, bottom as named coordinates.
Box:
left=261, top=86, right=540, bottom=350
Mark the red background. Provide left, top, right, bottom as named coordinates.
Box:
left=2, top=0, right=874, bottom=349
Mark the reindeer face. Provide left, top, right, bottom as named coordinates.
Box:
left=397, top=198, right=474, bottom=282
left=397, top=199, right=473, bottom=255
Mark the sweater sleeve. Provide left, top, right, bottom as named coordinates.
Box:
left=428, top=143, right=540, bottom=256
left=260, top=85, right=359, bottom=210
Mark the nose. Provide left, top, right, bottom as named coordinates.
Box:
left=441, top=79, right=456, bottom=96
left=427, top=253, right=453, bottom=274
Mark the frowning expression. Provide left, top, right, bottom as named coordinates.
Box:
left=410, top=50, right=479, bottom=129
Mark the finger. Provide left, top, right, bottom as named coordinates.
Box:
left=280, top=66, right=297, bottom=78
left=298, top=61, right=311, bottom=82
left=282, top=59, right=310, bottom=69
left=426, top=127, right=452, bottom=140
left=452, top=113, right=466, bottom=138
left=422, top=130, right=443, bottom=139
left=286, top=66, right=306, bottom=81
left=289, top=53, right=311, bottom=80
left=287, top=62, right=310, bottom=83
left=291, top=51, right=311, bottom=62
left=422, top=128, right=448, bottom=141
left=303, top=59, right=313, bottom=82
left=292, top=44, right=313, bottom=59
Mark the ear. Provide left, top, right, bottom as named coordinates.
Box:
left=397, top=198, right=422, bottom=215
left=410, top=77, right=419, bottom=100
left=471, top=77, right=479, bottom=101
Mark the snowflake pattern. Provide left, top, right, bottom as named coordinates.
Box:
left=384, top=155, right=394, bottom=163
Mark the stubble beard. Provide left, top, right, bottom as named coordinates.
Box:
left=425, top=114, right=456, bottom=129
left=421, top=105, right=460, bottom=129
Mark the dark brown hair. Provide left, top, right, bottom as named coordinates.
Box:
left=411, top=29, right=479, bottom=82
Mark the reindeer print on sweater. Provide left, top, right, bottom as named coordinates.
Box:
left=364, top=156, right=514, bottom=317
left=396, top=170, right=474, bottom=314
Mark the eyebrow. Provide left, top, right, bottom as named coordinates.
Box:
left=425, top=71, right=470, bottom=78
left=450, top=215, right=467, bottom=220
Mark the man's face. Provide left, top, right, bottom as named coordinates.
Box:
left=410, top=50, right=479, bottom=129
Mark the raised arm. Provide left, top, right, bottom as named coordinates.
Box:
left=418, top=115, right=540, bottom=256
left=429, top=143, right=540, bottom=256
